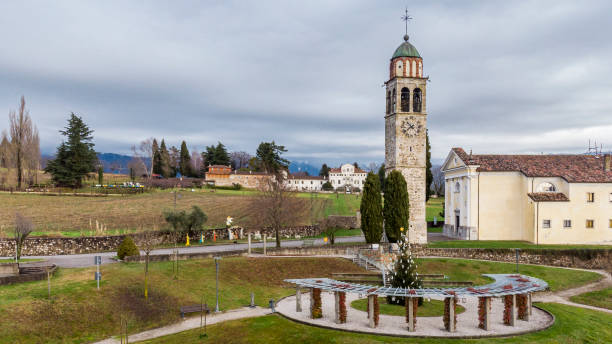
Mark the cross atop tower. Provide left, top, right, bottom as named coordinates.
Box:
left=401, top=8, right=413, bottom=40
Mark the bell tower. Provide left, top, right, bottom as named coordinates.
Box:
left=384, top=25, right=428, bottom=244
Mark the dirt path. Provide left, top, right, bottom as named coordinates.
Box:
left=94, top=306, right=271, bottom=344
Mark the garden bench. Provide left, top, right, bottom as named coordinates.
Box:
left=302, top=238, right=315, bottom=247
left=179, top=304, right=210, bottom=318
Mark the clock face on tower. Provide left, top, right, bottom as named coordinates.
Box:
left=400, top=117, right=422, bottom=137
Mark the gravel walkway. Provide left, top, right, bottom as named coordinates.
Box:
left=276, top=292, right=553, bottom=338
left=93, top=306, right=271, bottom=344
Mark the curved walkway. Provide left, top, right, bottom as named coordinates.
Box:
left=94, top=306, right=271, bottom=344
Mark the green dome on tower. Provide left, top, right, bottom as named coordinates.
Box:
left=392, top=35, right=421, bottom=59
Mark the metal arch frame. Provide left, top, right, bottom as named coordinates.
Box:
left=285, top=274, right=547, bottom=298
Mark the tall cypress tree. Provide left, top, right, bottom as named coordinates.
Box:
left=383, top=170, right=409, bottom=243
left=426, top=130, right=433, bottom=202
left=179, top=141, right=192, bottom=177
left=159, top=139, right=171, bottom=178
left=377, top=163, right=386, bottom=190
left=45, top=113, right=97, bottom=188
left=360, top=172, right=383, bottom=244
left=152, top=139, right=162, bottom=175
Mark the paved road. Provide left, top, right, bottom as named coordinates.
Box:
left=11, top=236, right=367, bottom=268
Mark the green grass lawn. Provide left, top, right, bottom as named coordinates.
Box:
left=0, top=258, right=42, bottom=263
left=350, top=297, right=465, bottom=317
left=426, top=197, right=443, bottom=222
left=570, top=287, right=612, bottom=310
left=428, top=240, right=612, bottom=250
left=138, top=303, right=612, bottom=344
left=0, top=257, right=600, bottom=343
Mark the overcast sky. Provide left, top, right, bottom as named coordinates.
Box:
left=1, top=0, right=611, bottom=166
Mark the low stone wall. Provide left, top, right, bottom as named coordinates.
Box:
left=0, top=262, right=19, bottom=275
left=266, top=245, right=612, bottom=270
left=0, top=225, right=322, bottom=256
left=323, top=215, right=360, bottom=229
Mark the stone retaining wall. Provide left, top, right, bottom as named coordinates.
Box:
left=323, top=215, right=360, bottom=229
left=0, top=225, right=321, bottom=256
left=267, top=245, right=612, bottom=270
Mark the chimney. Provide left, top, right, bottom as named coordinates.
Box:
left=605, top=154, right=611, bottom=172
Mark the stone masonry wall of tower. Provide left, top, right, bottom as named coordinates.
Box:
left=384, top=36, right=428, bottom=244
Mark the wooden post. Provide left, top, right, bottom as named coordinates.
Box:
left=334, top=292, right=341, bottom=323
left=248, top=233, right=252, bottom=255
left=263, top=234, right=267, bottom=256
left=368, top=295, right=375, bottom=328
left=309, top=288, right=314, bottom=317
left=448, top=297, right=455, bottom=332
left=407, top=297, right=415, bottom=332
left=484, top=297, right=491, bottom=331
left=296, top=286, right=302, bottom=312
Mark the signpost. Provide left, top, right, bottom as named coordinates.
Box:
left=94, top=255, right=102, bottom=290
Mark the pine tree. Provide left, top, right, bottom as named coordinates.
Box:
left=45, top=113, right=97, bottom=188
left=152, top=139, right=162, bottom=175
left=179, top=141, right=192, bottom=177
left=214, top=142, right=230, bottom=166
left=383, top=170, right=409, bottom=243
left=255, top=141, right=290, bottom=174
left=159, top=139, right=171, bottom=178
left=426, top=130, right=433, bottom=202
left=360, top=172, right=383, bottom=243
left=319, top=163, right=330, bottom=178
left=387, top=230, right=422, bottom=305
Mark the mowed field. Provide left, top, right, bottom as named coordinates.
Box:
left=0, top=190, right=359, bottom=237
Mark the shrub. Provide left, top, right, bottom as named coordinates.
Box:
left=117, top=236, right=140, bottom=260
left=321, top=181, right=334, bottom=191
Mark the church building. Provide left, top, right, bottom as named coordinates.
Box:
left=441, top=148, right=612, bottom=244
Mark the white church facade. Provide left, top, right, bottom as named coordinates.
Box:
left=441, top=147, right=612, bottom=245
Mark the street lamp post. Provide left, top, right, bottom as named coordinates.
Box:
left=214, top=256, right=222, bottom=312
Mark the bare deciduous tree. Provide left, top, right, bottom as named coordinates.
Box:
left=230, top=151, right=252, bottom=170
left=431, top=165, right=445, bottom=197
left=14, top=212, right=34, bottom=261
left=131, top=138, right=154, bottom=180
left=8, top=96, right=39, bottom=189
left=249, top=174, right=309, bottom=248
left=136, top=228, right=162, bottom=300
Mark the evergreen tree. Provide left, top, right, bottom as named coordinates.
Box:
left=159, top=139, right=171, bottom=178
left=360, top=172, right=383, bottom=243
left=387, top=230, right=422, bottom=305
left=319, top=163, right=330, bottom=178
left=353, top=162, right=359, bottom=170
left=45, top=113, right=97, bottom=188
left=255, top=141, right=290, bottom=174
left=378, top=163, right=386, bottom=190
left=214, top=142, right=230, bottom=166
left=426, top=130, right=433, bottom=202
left=169, top=146, right=180, bottom=177
left=383, top=170, right=409, bottom=243
left=179, top=141, right=192, bottom=177
left=152, top=139, right=162, bottom=175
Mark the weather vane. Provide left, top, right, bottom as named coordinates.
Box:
left=401, top=8, right=412, bottom=37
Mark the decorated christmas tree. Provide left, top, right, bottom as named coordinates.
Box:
left=387, top=228, right=423, bottom=306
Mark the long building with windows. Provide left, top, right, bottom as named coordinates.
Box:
left=328, top=164, right=367, bottom=192
left=441, top=147, right=612, bottom=244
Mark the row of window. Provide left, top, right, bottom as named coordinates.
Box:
left=386, top=87, right=422, bottom=114
left=330, top=179, right=364, bottom=185
left=543, top=219, right=612, bottom=229
left=288, top=180, right=323, bottom=185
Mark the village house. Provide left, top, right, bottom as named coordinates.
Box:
left=328, top=164, right=367, bottom=192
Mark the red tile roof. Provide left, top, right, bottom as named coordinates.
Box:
left=452, top=147, right=612, bottom=183
left=527, top=192, right=570, bottom=202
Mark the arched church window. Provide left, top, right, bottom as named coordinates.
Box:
left=537, top=182, right=556, bottom=192
left=400, top=88, right=410, bottom=112
left=413, top=88, right=422, bottom=112
left=392, top=88, right=396, bottom=113
left=386, top=91, right=391, bottom=114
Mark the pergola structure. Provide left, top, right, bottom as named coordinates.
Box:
left=285, top=274, right=548, bottom=332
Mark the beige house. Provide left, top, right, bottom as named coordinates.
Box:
left=441, top=148, right=612, bottom=244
